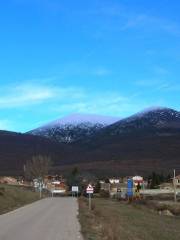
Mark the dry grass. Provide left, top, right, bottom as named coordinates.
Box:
left=79, top=197, right=102, bottom=240
left=144, top=200, right=180, bottom=215
left=79, top=197, right=180, bottom=240
left=0, top=184, right=40, bottom=214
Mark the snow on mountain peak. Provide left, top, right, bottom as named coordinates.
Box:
left=41, top=113, right=120, bottom=128
left=129, top=106, right=177, bottom=119
left=29, top=113, right=121, bottom=143
left=28, top=108, right=180, bottom=143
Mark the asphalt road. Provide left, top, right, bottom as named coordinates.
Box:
left=0, top=197, right=83, bottom=240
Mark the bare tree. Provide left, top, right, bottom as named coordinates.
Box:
left=25, top=155, right=52, bottom=180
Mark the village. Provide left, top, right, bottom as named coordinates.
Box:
left=1, top=173, right=180, bottom=202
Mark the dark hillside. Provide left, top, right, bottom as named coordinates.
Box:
left=0, top=131, right=70, bottom=175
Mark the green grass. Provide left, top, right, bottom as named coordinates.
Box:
left=79, top=197, right=180, bottom=240
left=0, top=184, right=40, bottom=214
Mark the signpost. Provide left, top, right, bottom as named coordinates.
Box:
left=173, top=169, right=177, bottom=203
left=33, top=178, right=44, bottom=198
left=127, top=179, right=133, bottom=201
left=39, top=178, right=44, bottom=199
left=86, top=184, right=94, bottom=210
left=72, top=186, right=79, bottom=197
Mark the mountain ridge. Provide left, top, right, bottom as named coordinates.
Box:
left=28, top=113, right=120, bottom=143
left=29, top=107, right=180, bottom=143
left=0, top=107, right=180, bottom=176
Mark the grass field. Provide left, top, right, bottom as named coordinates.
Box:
left=79, top=197, right=180, bottom=240
left=0, top=184, right=40, bottom=214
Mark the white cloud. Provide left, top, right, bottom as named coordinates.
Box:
left=0, top=81, right=141, bottom=118
left=0, top=83, right=84, bottom=108
left=0, top=80, right=172, bottom=120
left=0, top=84, right=56, bottom=108
left=53, top=91, right=152, bottom=117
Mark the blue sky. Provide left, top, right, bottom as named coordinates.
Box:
left=0, top=0, right=180, bottom=132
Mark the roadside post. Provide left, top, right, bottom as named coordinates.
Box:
left=40, top=184, right=42, bottom=199
left=173, top=169, right=177, bottom=202
left=38, top=177, right=43, bottom=199
left=86, top=184, right=94, bottom=210
left=72, top=186, right=79, bottom=197
left=127, top=179, right=133, bottom=202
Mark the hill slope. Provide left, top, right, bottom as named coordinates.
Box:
left=105, top=107, right=180, bottom=136
left=0, top=130, right=71, bottom=175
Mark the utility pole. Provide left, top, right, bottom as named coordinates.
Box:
left=173, top=169, right=177, bottom=202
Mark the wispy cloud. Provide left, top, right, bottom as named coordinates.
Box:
left=53, top=90, right=156, bottom=117
left=0, top=80, right=171, bottom=132
left=120, top=13, right=180, bottom=36
left=0, top=80, right=168, bottom=118
left=153, top=66, right=169, bottom=75
left=0, top=83, right=56, bottom=108
left=83, top=2, right=180, bottom=37
left=157, top=83, right=180, bottom=92
left=121, top=14, right=148, bottom=30
left=58, top=62, right=112, bottom=78
left=14, top=0, right=180, bottom=37
left=135, top=79, right=167, bottom=87
left=135, top=78, right=180, bottom=92
left=0, top=82, right=84, bottom=108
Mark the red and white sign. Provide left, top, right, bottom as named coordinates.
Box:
left=86, top=184, right=94, bottom=194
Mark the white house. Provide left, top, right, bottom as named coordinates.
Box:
left=109, top=178, right=120, bottom=184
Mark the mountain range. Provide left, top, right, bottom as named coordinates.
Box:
left=0, top=107, right=180, bottom=177
left=28, top=113, right=120, bottom=143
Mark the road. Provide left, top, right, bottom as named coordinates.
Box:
left=0, top=197, right=83, bottom=240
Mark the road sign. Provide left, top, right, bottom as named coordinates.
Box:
left=33, top=178, right=44, bottom=198
left=86, top=184, right=94, bottom=194
left=127, top=179, right=133, bottom=197
left=86, top=184, right=94, bottom=210
left=72, top=186, right=79, bottom=192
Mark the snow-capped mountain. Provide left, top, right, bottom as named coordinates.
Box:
left=28, top=108, right=180, bottom=143
left=28, top=113, right=120, bottom=143
left=2, top=108, right=180, bottom=176
left=124, top=107, right=180, bottom=123
left=96, top=107, right=180, bottom=137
